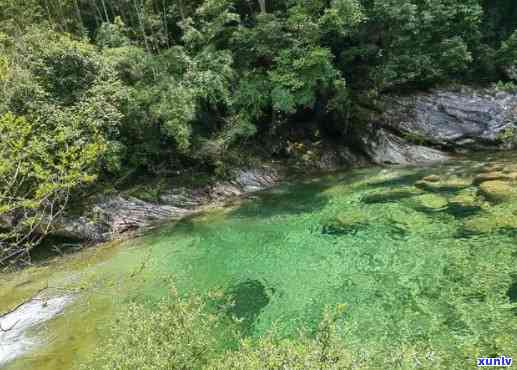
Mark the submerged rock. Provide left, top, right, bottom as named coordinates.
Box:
left=413, top=194, right=449, bottom=210
left=478, top=180, right=517, bottom=202
left=362, top=188, right=422, bottom=204
left=415, top=177, right=471, bottom=192
left=321, top=211, right=370, bottom=235
left=449, top=191, right=483, bottom=208
left=422, top=175, right=441, bottom=182
left=464, top=204, right=517, bottom=234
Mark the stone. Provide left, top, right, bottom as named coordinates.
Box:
left=415, top=177, right=471, bottom=192
left=321, top=211, right=370, bottom=235
left=49, top=166, right=282, bottom=242
left=413, top=194, right=448, bottom=210
left=359, top=128, right=450, bottom=165
left=473, top=171, right=511, bottom=185
left=464, top=204, right=517, bottom=234
left=449, top=192, right=481, bottom=208
left=478, top=180, right=517, bottom=202
left=372, top=87, right=517, bottom=150
left=422, top=175, right=441, bottom=182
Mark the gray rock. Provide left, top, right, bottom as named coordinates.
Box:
left=52, top=216, right=108, bottom=241
left=376, top=87, right=517, bottom=149
left=51, top=166, right=282, bottom=242
left=360, top=128, right=450, bottom=165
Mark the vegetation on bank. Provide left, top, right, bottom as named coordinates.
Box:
left=1, top=0, right=517, bottom=280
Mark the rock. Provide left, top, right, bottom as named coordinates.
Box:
left=473, top=171, right=517, bottom=185
left=230, top=167, right=280, bottom=192
left=51, top=216, right=108, bottom=241
left=484, top=163, right=505, bottom=172
left=478, top=180, right=517, bottom=202
left=0, top=293, right=74, bottom=367
left=360, top=128, right=450, bottom=165
left=321, top=211, right=370, bottom=235
left=449, top=191, right=482, bottom=208
left=159, top=188, right=209, bottom=209
left=0, top=213, right=16, bottom=230
left=464, top=204, right=517, bottom=234
left=415, top=177, right=471, bottom=192
left=373, top=86, right=517, bottom=150
left=362, top=189, right=422, bottom=204
left=422, top=175, right=441, bottom=182
left=50, top=166, right=282, bottom=242
left=413, top=194, right=448, bottom=210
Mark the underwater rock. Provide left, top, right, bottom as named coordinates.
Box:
left=321, top=211, right=370, bottom=235
left=422, top=175, right=441, bottom=182
left=362, top=188, right=422, bottom=204
left=464, top=204, right=517, bottom=234
left=413, top=193, right=449, bottom=210
left=478, top=180, right=517, bottom=202
left=473, top=171, right=517, bottom=185
left=449, top=191, right=483, bottom=208
left=415, top=177, right=471, bottom=192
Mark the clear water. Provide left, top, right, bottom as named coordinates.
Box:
left=2, top=154, right=517, bottom=369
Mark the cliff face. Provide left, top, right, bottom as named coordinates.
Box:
left=358, top=86, right=517, bottom=164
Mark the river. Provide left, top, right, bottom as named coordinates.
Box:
left=1, top=154, right=517, bottom=369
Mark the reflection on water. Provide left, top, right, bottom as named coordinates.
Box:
left=2, top=152, right=517, bottom=369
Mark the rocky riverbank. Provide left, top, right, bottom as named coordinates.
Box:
left=16, top=85, right=517, bottom=249
left=358, top=85, right=517, bottom=164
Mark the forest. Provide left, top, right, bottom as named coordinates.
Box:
left=1, top=1, right=517, bottom=369
left=2, top=0, right=517, bottom=266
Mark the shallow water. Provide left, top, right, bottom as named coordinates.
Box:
left=2, top=154, right=517, bottom=369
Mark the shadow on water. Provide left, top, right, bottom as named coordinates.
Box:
left=442, top=204, right=482, bottom=219
left=410, top=203, right=483, bottom=219
left=361, top=190, right=418, bottom=205
left=365, top=172, right=425, bottom=189
left=508, top=277, right=517, bottom=303
left=228, top=180, right=333, bottom=220
left=321, top=222, right=368, bottom=236
left=507, top=276, right=517, bottom=315
left=455, top=226, right=517, bottom=240
left=223, top=279, right=273, bottom=335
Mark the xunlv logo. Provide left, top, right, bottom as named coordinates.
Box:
left=477, top=356, right=513, bottom=367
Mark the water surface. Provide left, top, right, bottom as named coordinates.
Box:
left=2, top=154, right=517, bottom=368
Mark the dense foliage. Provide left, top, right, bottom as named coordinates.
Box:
left=1, top=1, right=517, bottom=260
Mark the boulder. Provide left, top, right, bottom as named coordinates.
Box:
left=478, top=180, right=517, bottom=202
left=473, top=171, right=517, bottom=185
left=373, top=87, right=517, bottom=150
left=413, top=194, right=449, bottom=210
left=360, top=128, right=450, bottom=165
left=415, top=176, right=471, bottom=192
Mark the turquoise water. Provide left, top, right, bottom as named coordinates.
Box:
left=2, top=155, right=517, bottom=369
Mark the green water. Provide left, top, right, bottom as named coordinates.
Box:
left=2, top=154, right=517, bottom=369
